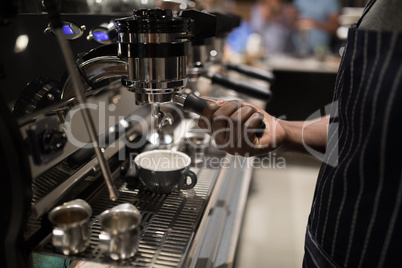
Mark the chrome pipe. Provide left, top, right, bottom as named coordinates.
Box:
left=55, top=28, right=118, bottom=201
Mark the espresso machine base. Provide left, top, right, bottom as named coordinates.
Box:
left=33, top=155, right=253, bottom=268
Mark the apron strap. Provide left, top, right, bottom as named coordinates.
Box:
left=356, top=0, right=377, bottom=27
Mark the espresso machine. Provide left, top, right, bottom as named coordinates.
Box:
left=1, top=3, right=273, bottom=267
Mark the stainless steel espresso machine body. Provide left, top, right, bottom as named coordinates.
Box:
left=116, top=9, right=192, bottom=104
left=1, top=7, right=261, bottom=268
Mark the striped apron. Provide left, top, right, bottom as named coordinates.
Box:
left=303, top=1, right=402, bottom=267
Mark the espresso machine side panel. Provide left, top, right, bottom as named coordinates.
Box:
left=0, top=14, right=118, bottom=109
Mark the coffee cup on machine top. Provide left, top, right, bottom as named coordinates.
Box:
left=134, top=150, right=197, bottom=194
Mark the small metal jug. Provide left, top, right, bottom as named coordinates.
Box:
left=48, top=199, right=92, bottom=255
left=98, top=203, right=142, bottom=260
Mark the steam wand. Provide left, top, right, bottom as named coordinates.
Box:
left=44, top=0, right=118, bottom=201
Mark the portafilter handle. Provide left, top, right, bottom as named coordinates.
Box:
left=174, top=93, right=266, bottom=138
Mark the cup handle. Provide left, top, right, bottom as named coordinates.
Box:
left=179, top=169, right=197, bottom=190
left=99, top=231, right=111, bottom=252
left=52, top=228, right=64, bottom=249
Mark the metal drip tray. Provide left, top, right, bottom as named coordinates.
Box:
left=37, top=167, right=221, bottom=267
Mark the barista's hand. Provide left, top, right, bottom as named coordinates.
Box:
left=198, top=100, right=286, bottom=156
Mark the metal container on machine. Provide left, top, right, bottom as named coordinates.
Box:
left=98, top=203, right=142, bottom=260
left=48, top=199, right=92, bottom=255
left=115, top=9, right=192, bottom=104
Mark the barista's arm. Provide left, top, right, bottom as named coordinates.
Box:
left=198, top=100, right=329, bottom=156
left=298, top=13, right=339, bottom=34
left=314, top=13, right=339, bottom=34
left=280, top=116, right=329, bottom=154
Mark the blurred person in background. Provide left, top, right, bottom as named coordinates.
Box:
left=249, top=0, right=297, bottom=56
left=226, top=0, right=297, bottom=59
left=293, top=0, right=340, bottom=55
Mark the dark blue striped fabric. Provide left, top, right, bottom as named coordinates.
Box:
left=303, top=13, right=402, bottom=268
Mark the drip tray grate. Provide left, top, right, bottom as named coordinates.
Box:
left=38, top=167, right=220, bottom=267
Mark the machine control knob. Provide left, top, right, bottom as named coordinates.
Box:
left=40, top=129, right=67, bottom=154
left=13, top=75, right=62, bottom=117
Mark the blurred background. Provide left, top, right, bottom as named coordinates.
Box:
left=5, top=0, right=367, bottom=120
left=11, top=0, right=367, bottom=60
left=7, top=0, right=368, bottom=120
